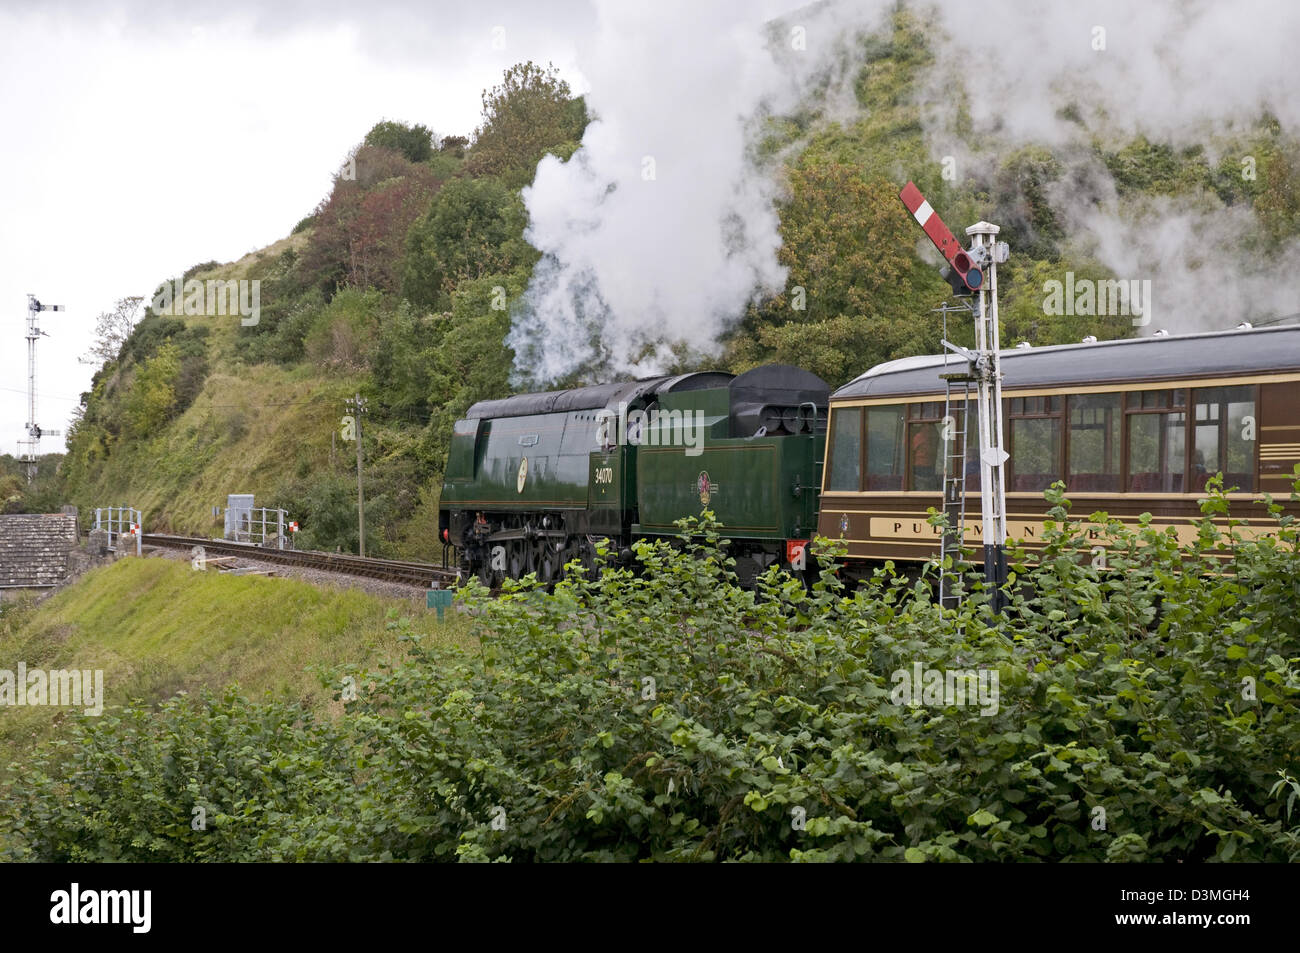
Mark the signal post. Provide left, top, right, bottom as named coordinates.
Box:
left=899, top=184, right=1010, bottom=607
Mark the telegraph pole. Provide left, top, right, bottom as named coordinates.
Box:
left=23, top=295, right=64, bottom=482
left=347, top=393, right=368, bottom=557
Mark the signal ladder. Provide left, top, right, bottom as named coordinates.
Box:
left=935, top=301, right=978, bottom=608
left=938, top=372, right=975, bottom=607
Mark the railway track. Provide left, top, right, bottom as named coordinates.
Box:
left=140, top=534, right=462, bottom=588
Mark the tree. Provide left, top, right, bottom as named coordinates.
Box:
left=401, top=177, right=535, bottom=311
left=347, top=177, right=439, bottom=293
left=1256, top=143, right=1300, bottom=242
left=417, top=269, right=528, bottom=478
left=298, top=146, right=439, bottom=297
left=122, top=340, right=180, bottom=439
left=726, top=155, right=926, bottom=385
left=438, top=135, right=469, bottom=158
left=464, top=62, right=588, bottom=188
left=79, top=297, right=143, bottom=367
left=363, top=120, right=436, bottom=164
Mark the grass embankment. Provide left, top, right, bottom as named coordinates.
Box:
left=63, top=239, right=371, bottom=539
left=0, top=557, right=475, bottom=758
left=67, top=362, right=358, bottom=537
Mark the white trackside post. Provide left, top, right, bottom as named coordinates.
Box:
left=966, top=221, right=1009, bottom=603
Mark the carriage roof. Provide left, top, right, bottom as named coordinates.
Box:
left=832, top=325, right=1300, bottom=400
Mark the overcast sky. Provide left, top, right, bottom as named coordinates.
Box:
left=0, top=0, right=600, bottom=455
left=8, top=1, right=1292, bottom=458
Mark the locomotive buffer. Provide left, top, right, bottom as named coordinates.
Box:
left=899, top=184, right=1010, bottom=608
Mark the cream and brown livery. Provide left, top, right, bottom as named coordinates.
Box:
left=818, top=325, right=1300, bottom=576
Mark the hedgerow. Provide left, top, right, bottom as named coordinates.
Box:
left=2, top=479, right=1296, bottom=862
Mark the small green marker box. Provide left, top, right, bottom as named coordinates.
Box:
left=426, top=588, right=455, bottom=620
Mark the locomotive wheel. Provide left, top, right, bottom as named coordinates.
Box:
left=508, top=540, right=527, bottom=580
left=582, top=538, right=605, bottom=581
left=561, top=538, right=582, bottom=578
left=524, top=539, right=543, bottom=578
left=537, top=539, right=561, bottom=583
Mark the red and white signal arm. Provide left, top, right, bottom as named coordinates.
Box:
left=289, top=521, right=299, bottom=533
left=899, top=181, right=983, bottom=292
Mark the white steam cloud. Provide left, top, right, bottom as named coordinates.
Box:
left=922, top=0, right=1300, bottom=146
left=920, top=0, right=1300, bottom=334
left=514, top=0, right=1300, bottom=387
left=510, top=0, right=886, bottom=387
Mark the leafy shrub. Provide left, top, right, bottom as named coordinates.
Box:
left=122, top=341, right=181, bottom=439
left=234, top=287, right=322, bottom=366
left=401, top=177, right=534, bottom=312
left=363, top=120, right=436, bottom=165
left=1, top=689, right=371, bottom=862
left=223, top=408, right=248, bottom=444
left=464, top=61, right=589, bottom=188
left=3, top=480, right=1297, bottom=862
left=270, top=471, right=365, bottom=555
left=297, top=146, right=438, bottom=297
left=302, top=288, right=386, bottom=371
left=182, top=260, right=222, bottom=283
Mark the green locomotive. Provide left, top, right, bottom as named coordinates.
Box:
left=439, top=364, right=830, bottom=586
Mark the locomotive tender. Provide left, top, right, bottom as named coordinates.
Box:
left=440, top=325, right=1300, bottom=585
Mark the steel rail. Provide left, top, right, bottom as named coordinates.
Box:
left=140, top=534, right=460, bottom=588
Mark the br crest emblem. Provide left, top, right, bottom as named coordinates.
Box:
left=839, top=512, right=850, bottom=535
left=696, top=471, right=717, bottom=506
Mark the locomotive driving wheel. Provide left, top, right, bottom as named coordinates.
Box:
left=560, top=537, right=582, bottom=579
left=537, top=538, right=562, bottom=583
left=524, top=538, right=545, bottom=580
left=508, top=539, right=527, bottom=580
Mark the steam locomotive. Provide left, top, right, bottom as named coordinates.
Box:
left=439, top=325, right=1300, bottom=585
left=438, top=364, right=829, bottom=586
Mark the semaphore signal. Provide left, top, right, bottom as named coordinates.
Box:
left=899, top=181, right=987, bottom=296
left=21, top=294, right=64, bottom=482
left=898, top=183, right=1011, bottom=606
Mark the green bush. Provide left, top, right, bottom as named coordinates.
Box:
left=302, top=287, right=385, bottom=371
left=270, top=470, right=365, bottom=555
left=363, top=120, right=436, bottom=165
left=2, top=478, right=1297, bottom=862
left=121, top=341, right=181, bottom=439
left=1, top=689, right=372, bottom=862
left=464, top=62, right=589, bottom=188
left=400, top=177, right=533, bottom=312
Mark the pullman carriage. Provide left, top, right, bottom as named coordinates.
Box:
left=817, top=325, right=1300, bottom=571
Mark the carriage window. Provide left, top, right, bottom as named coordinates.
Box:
left=1010, top=419, right=1062, bottom=490
left=1067, top=393, right=1121, bottom=492
left=1139, top=389, right=1185, bottom=410
left=1127, top=390, right=1186, bottom=492
left=907, top=402, right=944, bottom=491
left=1192, top=386, right=1255, bottom=492
left=866, top=405, right=905, bottom=490
left=826, top=407, right=862, bottom=491
left=944, top=397, right=980, bottom=492
left=1008, top=396, right=1062, bottom=491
